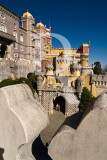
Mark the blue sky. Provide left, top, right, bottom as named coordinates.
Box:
left=1, top=0, right=107, bottom=68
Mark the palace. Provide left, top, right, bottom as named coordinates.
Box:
left=0, top=3, right=107, bottom=116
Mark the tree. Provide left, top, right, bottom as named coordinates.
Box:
left=79, top=87, right=95, bottom=112
left=27, top=72, right=38, bottom=90
left=93, top=61, right=102, bottom=75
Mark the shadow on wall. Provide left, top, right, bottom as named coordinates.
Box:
left=62, top=112, right=84, bottom=129
left=0, top=147, right=4, bottom=160
left=32, top=136, right=52, bottom=160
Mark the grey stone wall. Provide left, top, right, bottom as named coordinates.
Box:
left=0, top=84, right=49, bottom=160
left=0, top=58, right=35, bottom=81
left=49, top=92, right=107, bottom=160
left=40, top=89, right=79, bottom=116
left=0, top=58, right=11, bottom=81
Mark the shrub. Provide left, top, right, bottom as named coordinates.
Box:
left=79, top=87, right=95, bottom=112
left=0, top=77, right=35, bottom=95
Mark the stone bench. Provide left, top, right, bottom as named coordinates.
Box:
left=0, top=84, right=49, bottom=160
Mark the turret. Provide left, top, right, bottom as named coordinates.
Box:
left=76, top=77, right=83, bottom=98
left=37, top=76, right=43, bottom=91
left=70, top=62, right=81, bottom=76
left=80, top=42, right=90, bottom=67
left=45, top=64, right=56, bottom=84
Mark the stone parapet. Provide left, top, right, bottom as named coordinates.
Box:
left=49, top=92, right=107, bottom=160
left=0, top=84, right=49, bottom=160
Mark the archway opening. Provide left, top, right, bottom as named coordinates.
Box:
left=53, top=96, right=65, bottom=114
left=0, top=44, right=7, bottom=58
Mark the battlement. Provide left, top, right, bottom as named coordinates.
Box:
left=91, top=74, right=107, bottom=85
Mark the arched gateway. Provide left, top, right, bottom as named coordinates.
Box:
left=47, top=92, right=67, bottom=115
left=41, top=90, right=79, bottom=117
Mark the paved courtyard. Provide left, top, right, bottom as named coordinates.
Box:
left=40, top=109, right=66, bottom=145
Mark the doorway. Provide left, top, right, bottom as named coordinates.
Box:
left=0, top=44, right=7, bottom=58
left=53, top=96, right=65, bottom=114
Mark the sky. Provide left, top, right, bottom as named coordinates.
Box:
left=0, top=0, right=107, bottom=68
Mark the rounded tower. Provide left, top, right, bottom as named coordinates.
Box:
left=70, top=62, right=81, bottom=76
left=76, top=77, right=83, bottom=98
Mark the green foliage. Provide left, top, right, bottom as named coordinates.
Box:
left=27, top=72, right=44, bottom=91
left=79, top=87, right=95, bottom=112
left=0, top=77, right=35, bottom=95
left=93, top=61, right=102, bottom=75
left=27, top=72, right=38, bottom=91
left=0, top=73, right=44, bottom=95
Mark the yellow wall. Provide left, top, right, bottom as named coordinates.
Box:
left=80, top=74, right=97, bottom=97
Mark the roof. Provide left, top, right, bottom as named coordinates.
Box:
left=0, top=3, right=20, bottom=19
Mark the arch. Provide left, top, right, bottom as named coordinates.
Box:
left=53, top=96, right=66, bottom=114
left=48, top=92, right=67, bottom=115
left=0, top=23, right=7, bottom=33
left=20, top=34, right=23, bottom=43
left=0, top=44, right=7, bottom=58
left=13, top=30, right=17, bottom=39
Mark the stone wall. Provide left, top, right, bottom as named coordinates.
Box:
left=0, top=58, right=35, bottom=81
left=40, top=88, right=79, bottom=116
left=49, top=92, right=107, bottom=160
left=0, top=84, right=49, bottom=160
left=0, top=58, right=11, bottom=81
left=91, top=74, right=107, bottom=96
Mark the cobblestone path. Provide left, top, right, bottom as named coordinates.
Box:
left=40, top=109, right=65, bottom=145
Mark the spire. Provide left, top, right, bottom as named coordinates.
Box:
left=89, top=41, right=90, bottom=47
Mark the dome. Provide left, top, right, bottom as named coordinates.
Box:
left=71, top=62, right=81, bottom=70
left=23, top=11, right=33, bottom=19
left=77, top=77, right=82, bottom=82
left=36, top=22, right=44, bottom=28
left=37, top=76, right=43, bottom=81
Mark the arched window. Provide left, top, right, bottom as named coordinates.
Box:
left=20, top=34, right=23, bottom=42
left=0, top=12, right=5, bottom=19
left=0, top=23, right=7, bottom=33
left=13, top=31, right=17, bottom=39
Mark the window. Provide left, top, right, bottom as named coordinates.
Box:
left=20, top=45, right=23, bottom=52
left=13, top=31, right=17, bottom=39
left=32, top=40, right=35, bottom=46
left=35, top=41, right=38, bottom=46
left=32, top=24, right=34, bottom=30
left=14, top=43, right=17, bottom=49
left=14, top=53, right=18, bottom=60
left=20, top=35, right=23, bottom=42
left=14, top=23, right=17, bottom=29
left=0, top=12, right=5, bottom=19
left=0, top=23, right=7, bottom=33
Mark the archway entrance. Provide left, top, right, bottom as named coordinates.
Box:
left=0, top=44, right=7, bottom=58
left=53, top=96, right=65, bottom=114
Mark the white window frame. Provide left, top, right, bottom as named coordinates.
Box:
left=20, top=34, right=23, bottom=43
left=0, top=23, right=7, bottom=33
left=13, top=31, right=17, bottom=39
